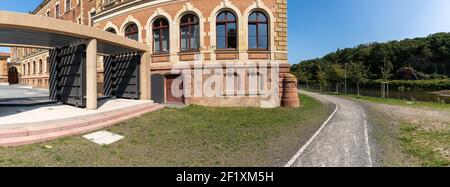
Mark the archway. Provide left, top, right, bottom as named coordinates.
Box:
left=8, top=66, right=19, bottom=84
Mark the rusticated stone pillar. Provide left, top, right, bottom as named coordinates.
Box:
left=281, top=73, right=300, bottom=108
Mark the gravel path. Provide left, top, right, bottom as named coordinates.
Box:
left=291, top=91, right=373, bottom=167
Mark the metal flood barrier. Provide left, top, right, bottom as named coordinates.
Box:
left=49, top=41, right=86, bottom=108
left=103, top=53, right=141, bottom=100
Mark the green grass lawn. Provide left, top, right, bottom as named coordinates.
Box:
left=0, top=94, right=332, bottom=167
left=342, top=94, right=450, bottom=110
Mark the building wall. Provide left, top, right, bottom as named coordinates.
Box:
left=92, top=0, right=292, bottom=107
left=0, top=53, right=9, bottom=83
left=9, top=0, right=295, bottom=107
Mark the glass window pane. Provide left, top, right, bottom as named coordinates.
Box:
left=162, top=19, right=169, bottom=27
left=258, top=35, right=268, bottom=49
left=154, top=32, right=160, bottom=52
left=249, top=12, right=257, bottom=21
left=217, top=13, right=226, bottom=22
left=216, top=24, right=225, bottom=37
left=249, top=36, right=257, bottom=49
left=248, top=24, right=257, bottom=37
left=217, top=36, right=226, bottom=49
left=258, top=12, right=268, bottom=22
left=162, top=28, right=169, bottom=51
left=226, top=12, right=236, bottom=22
left=227, top=23, right=236, bottom=35
left=258, top=23, right=268, bottom=36
left=181, top=16, right=189, bottom=24
left=228, top=35, right=237, bottom=49
left=191, top=25, right=199, bottom=49
left=181, top=27, right=188, bottom=50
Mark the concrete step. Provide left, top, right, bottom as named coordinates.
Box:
left=0, top=104, right=165, bottom=147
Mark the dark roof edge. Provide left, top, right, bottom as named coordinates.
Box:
left=31, top=0, right=51, bottom=14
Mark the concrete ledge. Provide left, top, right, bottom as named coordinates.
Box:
left=0, top=104, right=165, bottom=147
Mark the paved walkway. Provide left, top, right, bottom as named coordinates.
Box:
left=292, top=91, right=373, bottom=167
left=0, top=99, right=154, bottom=129
left=0, top=85, right=48, bottom=99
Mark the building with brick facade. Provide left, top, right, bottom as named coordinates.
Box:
left=9, top=0, right=298, bottom=108
left=0, top=53, right=10, bottom=84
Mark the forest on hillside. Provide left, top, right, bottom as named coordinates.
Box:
left=291, top=32, right=450, bottom=91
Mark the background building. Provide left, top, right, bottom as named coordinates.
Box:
left=9, top=0, right=296, bottom=107
left=0, top=52, right=10, bottom=84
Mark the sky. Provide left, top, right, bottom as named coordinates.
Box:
left=1, top=0, right=450, bottom=64
left=289, top=0, right=450, bottom=64
left=0, top=0, right=42, bottom=53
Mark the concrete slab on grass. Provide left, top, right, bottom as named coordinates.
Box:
left=83, top=131, right=124, bottom=145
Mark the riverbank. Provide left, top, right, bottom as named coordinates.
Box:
left=340, top=94, right=449, bottom=167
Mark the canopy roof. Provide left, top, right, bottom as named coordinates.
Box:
left=0, top=11, right=149, bottom=54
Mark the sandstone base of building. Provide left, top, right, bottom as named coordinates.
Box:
left=186, top=96, right=279, bottom=108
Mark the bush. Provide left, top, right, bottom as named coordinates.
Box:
left=369, top=79, right=450, bottom=91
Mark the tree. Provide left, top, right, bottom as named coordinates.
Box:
left=380, top=60, right=393, bottom=82
left=328, top=64, right=345, bottom=94
left=294, top=66, right=312, bottom=89
left=348, top=62, right=369, bottom=96
left=316, top=66, right=328, bottom=92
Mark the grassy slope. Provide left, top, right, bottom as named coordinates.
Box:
left=342, top=94, right=449, bottom=167
left=0, top=95, right=332, bottom=167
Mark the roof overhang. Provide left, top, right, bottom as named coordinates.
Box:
left=0, top=11, right=149, bottom=55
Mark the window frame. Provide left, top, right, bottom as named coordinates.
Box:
left=216, top=11, right=238, bottom=51
left=65, top=0, right=71, bottom=12
left=179, top=14, right=200, bottom=53
left=55, top=4, right=60, bottom=17
left=105, top=27, right=117, bottom=34
left=248, top=11, right=270, bottom=51
left=124, top=23, right=139, bottom=41
left=152, top=18, right=170, bottom=54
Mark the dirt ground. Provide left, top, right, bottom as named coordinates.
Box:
left=372, top=103, right=450, bottom=165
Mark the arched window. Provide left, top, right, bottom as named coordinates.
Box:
left=124, top=23, right=139, bottom=41
left=32, top=61, right=36, bottom=75
left=23, top=64, right=26, bottom=75
left=106, top=27, right=117, bottom=34
left=248, top=11, right=269, bottom=50
left=216, top=11, right=237, bottom=50
left=152, top=18, right=170, bottom=53
left=180, top=14, right=199, bottom=51
left=39, top=59, right=43, bottom=74
left=27, top=63, right=30, bottom=75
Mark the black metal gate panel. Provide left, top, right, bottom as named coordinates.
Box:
left=151, top=74, right=165, bottom=104
left=104, top=53, right=140, bottom=99
left=49, top=41, right=86, bottom=108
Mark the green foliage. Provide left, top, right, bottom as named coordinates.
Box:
left=328, top=63, right=345, bottom=83
left=292, top=32, right=450, bottom=84
left=369, top=79, right=450, bottom=91
left=316, top=66, right=328, bottom=91
left=348, top=62, right=369, bottom=85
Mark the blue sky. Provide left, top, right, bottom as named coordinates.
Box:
left=0, top=0, right=42, bottom=53
left=1, top=0, right=450, bottom=64
left=290, top=0, right=450, bottom=63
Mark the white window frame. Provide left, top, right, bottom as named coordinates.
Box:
left=65, top=0, right=72, bottom=12
left=55, top=3, right=60, bottom=17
